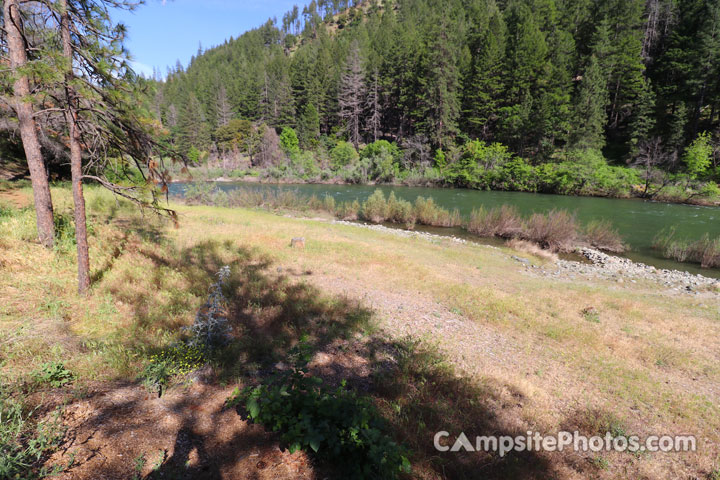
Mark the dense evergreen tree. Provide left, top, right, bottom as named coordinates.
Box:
left=153, top=0, right=720, bottom=168
left=570, top=55, right=609, bottom=150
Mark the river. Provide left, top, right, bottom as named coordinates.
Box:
left=169, top=182, right=720, bottom=278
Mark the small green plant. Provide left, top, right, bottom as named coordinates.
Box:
left=33, top=362, right=75, bottom=388
left=139, top=343, right=206, bottom=396
left=132, top=452, right=146, bottom=480
left=0, top=388, right=65, bottom=479
left=139, top=360, right=172, bottom=396
left=226, top=343, right=410, bottom=478
left=581, top=307, right=600, bottom=323
left=592, top=456, right=610, bottom=470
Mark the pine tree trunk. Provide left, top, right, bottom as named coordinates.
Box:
left=61, top=0, right=90, bottom=294
left=4, top=0, right=55, bottom=248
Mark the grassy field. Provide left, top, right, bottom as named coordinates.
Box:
left=1, top=182, right=719, bottom=479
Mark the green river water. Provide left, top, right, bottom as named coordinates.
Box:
left=170, top=182, right=720, bottom=278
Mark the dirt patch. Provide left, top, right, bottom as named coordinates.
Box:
left=48, top=381, right=315, bottom=479
left=0, top=188, right=31, bottom=208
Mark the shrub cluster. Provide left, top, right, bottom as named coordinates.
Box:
left=226, top=345, right=410, bottom=478
left=654, top=230, right=720, bottom=268
left=468, top=206, right=624, bottom=253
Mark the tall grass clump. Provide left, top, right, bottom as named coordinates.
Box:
left=386, top=192, right=416, bottom=229
left=0, top=206, right=37, bottom=242
left=361, top=190, right=390, bottom=223
left=335, top=200, right=361, bottom=221
left=0, top=389, right=65, bottom=479
left=524, top=209, right=578, bottom=252
left=413, top=197, right=461, bottom=227
left=583, top=220, right=625, bottom=253
left=654, top=229, right=720, bottom=268
left=467, top=205, right=523, bottom=238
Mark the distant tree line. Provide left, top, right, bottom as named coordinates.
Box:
left=154, top=0, right=720, bottom=165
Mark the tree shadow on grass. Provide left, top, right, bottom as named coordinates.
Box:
left=65, top=232, right=559, bottom=479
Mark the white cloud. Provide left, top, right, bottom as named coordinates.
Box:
left=129, top=60, right=155, bottom=77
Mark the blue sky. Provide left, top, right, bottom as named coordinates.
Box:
left=114, top=0, right=306, bottom=78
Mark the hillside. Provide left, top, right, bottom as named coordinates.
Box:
left=155, top=0, right=719, bottom=164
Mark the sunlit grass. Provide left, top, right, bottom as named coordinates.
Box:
left=1, top=184, right=719, bottom=477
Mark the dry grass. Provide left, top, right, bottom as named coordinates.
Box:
left=654, top=230, right=720, bottom=268
left=525, top=209, right=578, bottom=252
left=468, top=205, right=524, bottom=237
left=583, top=219, right=626, bottom=253
left=506, top=238, right=559, bottom=262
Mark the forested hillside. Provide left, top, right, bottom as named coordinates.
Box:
left=153, top=0, right=720, bottom=201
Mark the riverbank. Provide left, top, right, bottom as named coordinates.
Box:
left=176, top=181, right=720, bottom=274
left=184, top=169, right=720, bottom=207
left=2, top=184, right=720, bottom=479
left=332, top=220, right=720, bottom=294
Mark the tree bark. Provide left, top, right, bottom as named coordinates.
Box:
left=4, top=0, right=55, bottom=247
left=60, top=0, right=90, bottom=294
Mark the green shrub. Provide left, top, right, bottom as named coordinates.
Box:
left=330, top=141, right=359, bottom=170
left=226, top=345, right=410, bottom=479
left=279, top=127, right=300, bottom=157
left=492, top=157, right=537, bottom=191
left=139, top=343, right=207, bottom=395
left=187, top=146, right=201, bottom=164
left=684, top=132, right=713, bottom=179
left=537, top=150, right=639, bottom=197
left=361, top=141, right=402, bottom=183
left=32, top=362, right=75, bottom=388
left=698, top=181, right=720, bottom=199
left=443, top=140, right=514, bottom=188
left=360, top=140, right=401, bottom=162
left=361, top=190, right=389, bottom=223
left=386, top=192, right=416, bottom=228
left=0, top=202, right=16, bottom=220
left=291, top=151, right=321, bottom=179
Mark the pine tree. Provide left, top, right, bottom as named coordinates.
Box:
left=297, top=103, right=320, bottom=147
left=419, top=17, right=461, bottom=149
left=570, top=55, right=608, bottom=150
left=463, top=8, right=506, bottom=140
left=2, top=0, right=55, bottom=247
left=628, top=79, right=657, bottom=157
left=178, top=94, right=212, bottom=155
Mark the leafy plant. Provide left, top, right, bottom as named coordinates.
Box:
left=33, top=362, right=75, bottom=388
left=139, top=343, right=206, bottom=396
left=226, top=344, right=410, bottom=479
